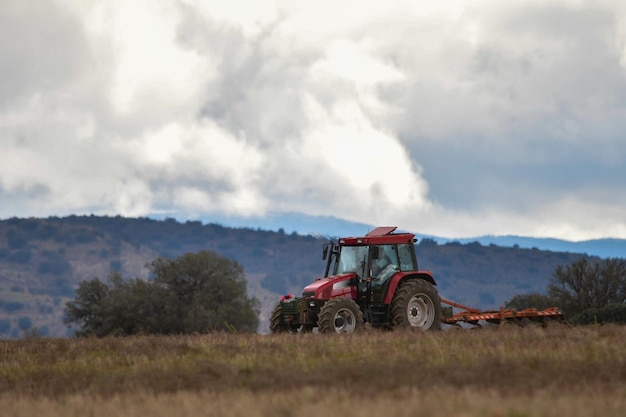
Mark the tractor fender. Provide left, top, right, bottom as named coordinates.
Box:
left=383, top=271, right=437, bottom=305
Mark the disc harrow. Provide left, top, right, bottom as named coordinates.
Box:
left=441, top=298, right=567, bottom=328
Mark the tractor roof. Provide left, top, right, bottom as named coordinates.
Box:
left=366, top=226, right=398, bottom=236
left=338, top=226, right=416, bottom=246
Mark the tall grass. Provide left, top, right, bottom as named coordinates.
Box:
left=1, top=325, right=625, bottom=416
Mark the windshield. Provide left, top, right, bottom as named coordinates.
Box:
left=335, top=245, right=369, bottom=277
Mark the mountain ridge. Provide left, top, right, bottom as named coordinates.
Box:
left=418, top=234, right=626, bottom=259
left=153, top=211, right=626, bottom=259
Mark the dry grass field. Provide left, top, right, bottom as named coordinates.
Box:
left=1, top=324, right=625, bottom=417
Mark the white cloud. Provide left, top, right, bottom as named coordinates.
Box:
left=295, top=94, right=431, bottom=220
left=2, top=0, right=626, bottom=240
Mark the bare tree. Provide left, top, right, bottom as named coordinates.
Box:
left=548, top=258, right=626, bottom=316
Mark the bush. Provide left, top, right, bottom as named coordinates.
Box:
left=571, top=303, right=626, bottom=325
left=505, top=293, right=559, bottom=311
left=65, top=251, right=260, bottom=336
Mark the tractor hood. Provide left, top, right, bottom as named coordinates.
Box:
left=301, top=273, right=357, bottom=300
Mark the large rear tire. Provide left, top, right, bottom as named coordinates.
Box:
left=318, top=297, right=363, bottom=333
left=390, top=280, right=442, bottom=331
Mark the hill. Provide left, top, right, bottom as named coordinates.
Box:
left=178, top=211, right=626, bottom=258
left=424, top=234, right=626, bottom=259
left=0, top=215, right=589, bottom=338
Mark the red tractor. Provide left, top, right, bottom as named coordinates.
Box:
left=270, top=226, right=442, bottom=333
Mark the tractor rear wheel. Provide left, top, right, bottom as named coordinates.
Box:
left=390, top=280, right=442, bottom=331
left=318, top=297, right=363, bottom=333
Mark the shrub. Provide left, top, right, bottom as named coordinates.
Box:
left=65, top=251, right=260, bottom=336
left=571, top=303, right=626, bottom=325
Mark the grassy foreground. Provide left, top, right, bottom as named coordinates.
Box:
left=1, top=325, right=626, bottom=417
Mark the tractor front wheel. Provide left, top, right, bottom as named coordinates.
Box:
left=269, top=303, right=289, bottom=333
left=269, top=303, right=312, bottom=334
left=390, top=280, right=442, bottom=331
left=318, top=297, right=363, bottom=333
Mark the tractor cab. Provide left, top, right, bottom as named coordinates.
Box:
left=325, top=228, right=420, bottom=305
left=271, top=226, right=442, bottom=333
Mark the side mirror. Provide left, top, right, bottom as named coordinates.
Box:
left=371, top=245, right=380, bottom=260
left=322, top=242, right=332, bottom=260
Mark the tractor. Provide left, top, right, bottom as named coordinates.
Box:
left=270, top=226, right=568, bottom=333
left=270, top=226, right=442, bottom=333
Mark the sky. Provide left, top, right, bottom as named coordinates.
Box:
left=2, top=0, right=626, bottom=241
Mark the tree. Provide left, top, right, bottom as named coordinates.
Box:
left=547, top=258, right=626, bottom=316
left=149, top=251, right=259, bottom=333
left=64, top=251, right=259, bottom=336
left=64, top=276, right=111, bottom=337
left=64, top=271, right=179, bottom=337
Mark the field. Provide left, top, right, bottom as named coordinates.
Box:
left=2, top=325, right=626, bottom=417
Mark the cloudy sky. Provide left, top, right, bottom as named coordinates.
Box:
left=2, top=0, right=626, bottom=241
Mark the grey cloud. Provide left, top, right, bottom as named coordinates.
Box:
left=384, top=2, right=626, bottom=214
left=175, top=9, right=313, bottom=142
left=0, top=2, right=92, bottom=109
left=170, top=7, right=396, bottom=213
left=2, top=1, right=626, bottom=240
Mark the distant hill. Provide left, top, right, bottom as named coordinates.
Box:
left=0, top=215, right=593, bottom=338
left=156, top=211, right=626, bottom=258
left=151, top=211, right=375, bottom=239
left=422, top=235, right=626, bottom=259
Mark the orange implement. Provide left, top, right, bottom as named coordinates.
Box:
left=440, top=298, right=567, bottom=327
